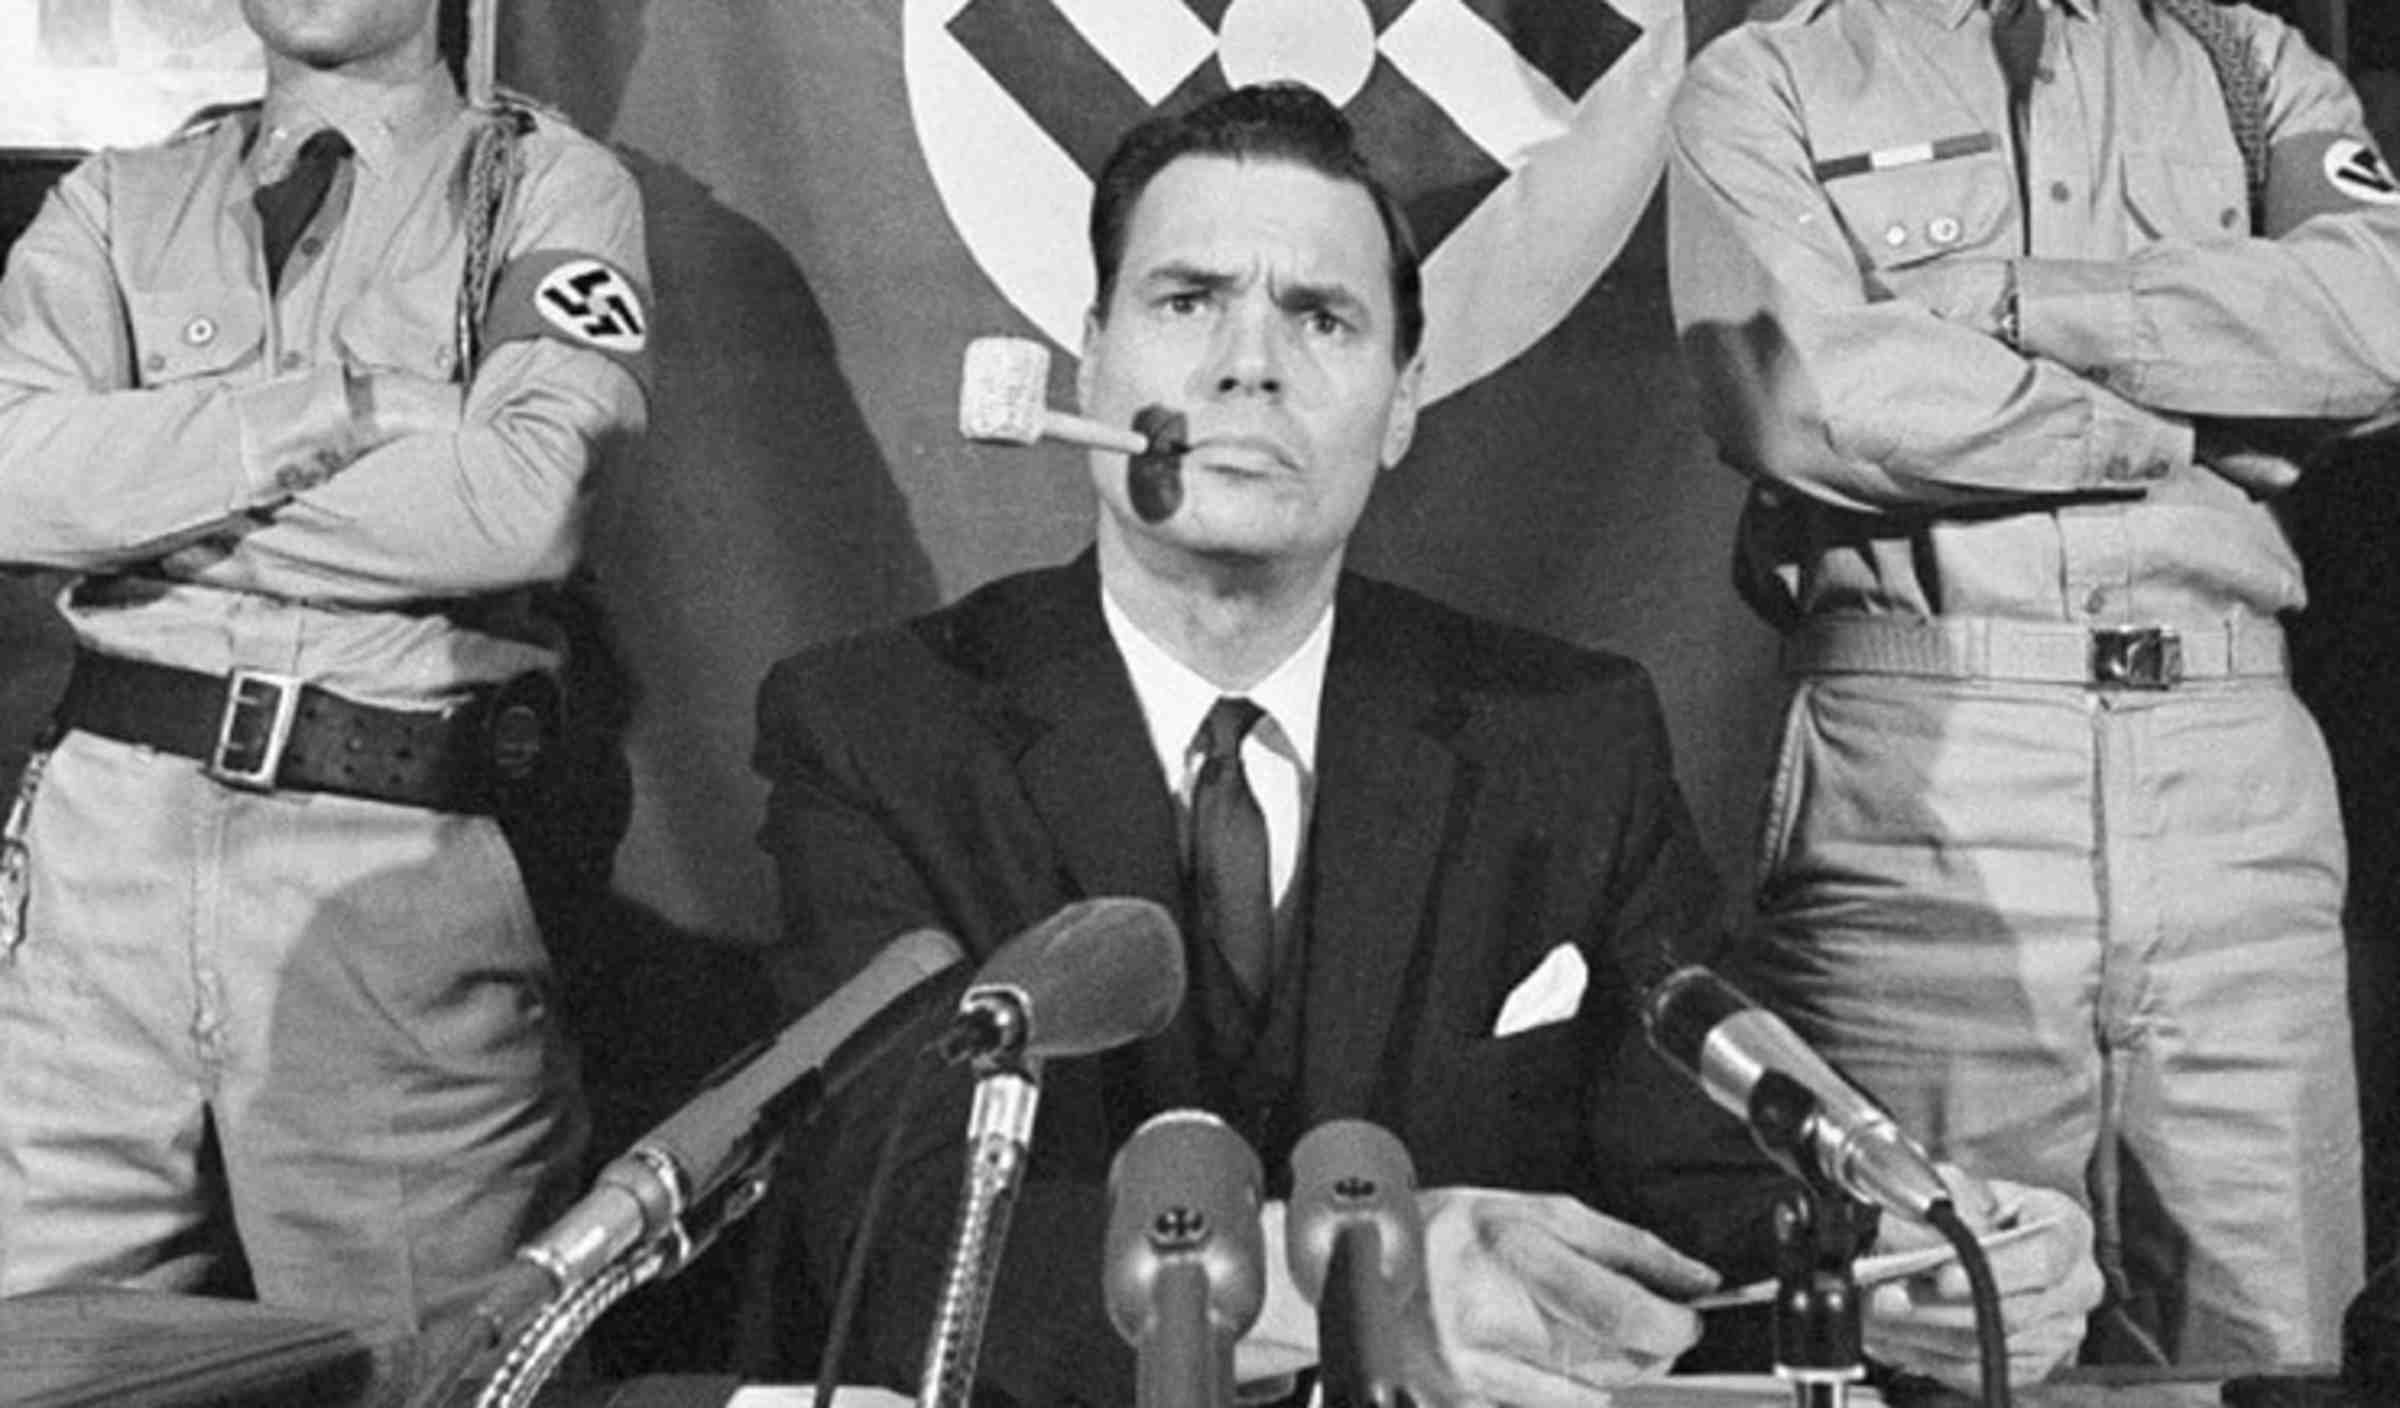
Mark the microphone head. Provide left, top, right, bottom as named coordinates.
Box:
left=959, top=335, right=1049, bottom=445
left=1104, top=1109, right=1267, bottom=1346
left=964, top=896, right=1185, bottom=1061
left=1285, top=1119, right=1422, bottom=1302
left=1642, top=965, right=1750, bottom=1079
left=1644, top=966, right=1951, bottom=1220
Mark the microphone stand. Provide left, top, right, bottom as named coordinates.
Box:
left=916, top=1053, right=1041, bottom=1408
left=412, top=1131, right=788, bottom=1408
left=1317, top=1225, right=1417, bottom=1408
left=1749, top=1072, right=1871, bottom=1408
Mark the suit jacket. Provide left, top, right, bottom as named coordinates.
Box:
left=753, top=553, right=1782, bottom=1403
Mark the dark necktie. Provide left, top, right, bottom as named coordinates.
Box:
left=1991, top=0, right=2045, bottom=241
left=255, top=129, right=350, bottom=291
left=1191, top=697, right=1274, bottom=1004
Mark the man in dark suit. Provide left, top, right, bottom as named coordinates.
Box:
left=754, top=83, right=2098, bottom=1404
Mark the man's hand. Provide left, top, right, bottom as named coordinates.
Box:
left=1861, top=1169, right=2101, bottom=1391
left=1416, top=1187, right=1719, bottom=1407
left=2191, top=416, right=2365, bottom=498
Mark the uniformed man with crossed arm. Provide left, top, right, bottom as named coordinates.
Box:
left=1669, top=0, right=2400, bottom=1367
left=0, top=0, right=648, bottom=1329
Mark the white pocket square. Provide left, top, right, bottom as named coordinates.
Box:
left=1492, top=942, right=1587, bottom=1037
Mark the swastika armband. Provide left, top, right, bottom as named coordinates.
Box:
left=2263, top=132, right=2400, bottom=238
left=479, top=249, right=653, bottom=387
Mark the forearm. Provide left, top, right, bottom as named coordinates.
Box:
left=2014, top=229, right=2400, bottom=419
left=190, top=342, right=642, bottom=601
left=1668, top=113, right=2188, bottom=513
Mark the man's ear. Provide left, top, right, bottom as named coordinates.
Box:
left=1380, top=354, right=1425, bottom=470
left=1077, top=307, right=1102, bottom=411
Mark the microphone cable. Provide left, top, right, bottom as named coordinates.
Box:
left=811, top=1031, right=943, bottom=1408
left=1923, top=1198, right=2011, bottom=1408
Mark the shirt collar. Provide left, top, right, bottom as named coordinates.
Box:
left=1101, top=585, right=1331, bottom=790
left=1866, top=0, right=2095, bottom=29
left=252, top=59, right=461, bottom=180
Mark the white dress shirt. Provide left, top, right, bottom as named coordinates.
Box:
left=1100, top=585, right=1328, bottom=932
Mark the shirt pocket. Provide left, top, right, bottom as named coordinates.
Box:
left=2123, top=148, right=2249, bottom=244
left=1820, top=150, right=2015, bottom=273
left=333, top=268, right=463, bottom=382
left=126, top=287, right=261, bottom=388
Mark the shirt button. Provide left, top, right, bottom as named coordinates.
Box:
left=1884, top=223, right=1910, bottom=248
left=2049, top=181, right=2072, bottom=203
left=1929, top=216, right=1962, bottom=245
left=2084, top=587, right=2108, bottom=615
left=183, top=316, right=216, bottom=346
left=2220, top=207, right=2241, bottom=229
left=144, top=352, right=167, bottom=374
left=299, top=236, right=324, bottom=257
left=274, top=464, right=314, bottom=492
left=280, top=351, right=304, bottom=371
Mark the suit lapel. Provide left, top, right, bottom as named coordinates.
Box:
left=976, top=558, right=1184, bottom=916
left=1300, top=584, right=1469, bottom=1123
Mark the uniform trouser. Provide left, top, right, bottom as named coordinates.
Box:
left=0, top=730, right=587, bottom=1331
left=1746, top=673, right=2363, bottom=1366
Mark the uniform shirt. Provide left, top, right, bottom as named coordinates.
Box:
left=1101, top=583, right=1327, bottom=929
left=0, top=60, right=648, bottom=704
left=1670, top=0, right=2400, bottom=628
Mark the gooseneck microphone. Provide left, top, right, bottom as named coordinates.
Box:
left=1104, top=1111, right=1267, bottom=1408
left=1285, top=1120, right=1455, bottom=1408
left=918, top=899, right=1191, bottom=1408
left=1643, top=966, right=1950, bottom=1222
left=936, top=896, right=1187, bottom=1064
left=411, top=927, right=968, bottom=1408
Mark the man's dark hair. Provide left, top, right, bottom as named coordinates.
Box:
left=1087, top=82, right=1425, bottom=365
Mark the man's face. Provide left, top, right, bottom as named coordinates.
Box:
left=1079, top=154, right=1421, bottom=575
left=241, top=0, right=437, bottom=75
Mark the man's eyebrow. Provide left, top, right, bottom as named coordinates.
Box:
left=1274, top=278, right=1373, bottom=324
left=1135, top=261, right=1238, bottom=294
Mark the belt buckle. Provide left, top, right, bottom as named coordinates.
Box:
left=207, top=669, right=301, bottom=790
left=2090, top=626, right=2182, bottom=690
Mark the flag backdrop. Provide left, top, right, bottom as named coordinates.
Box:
left=496, top=0, right=1773, bottom=956
left=0, top=0, right=2395, bottom=1371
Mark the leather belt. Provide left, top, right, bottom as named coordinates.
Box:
left=1782, top=617, right=2287, bottom=690
left=57, top=650, right=556, bottom=813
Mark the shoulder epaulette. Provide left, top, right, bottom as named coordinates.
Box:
left=171, top=99, right=258, bottom=143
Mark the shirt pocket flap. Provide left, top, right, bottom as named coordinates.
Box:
left=2123, top=149, right=2249, bottom=243
left=1821, top=149, right=2014, bottom=272
left=127, top=288, right=260, bottom=385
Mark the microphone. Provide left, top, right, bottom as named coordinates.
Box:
left=916, top=899, right=1188, bottom=1407
left=1643, top=966, right=1951, bottom=1221
left=1104, top=1110, right=1267, bottom=1408
left=448, top=929, right=967, bottom=1367
left=938, top=896, right=1186, bottom=1066
left=959, top=335, right=1152, bottom=456
left=1286, top=1120, right=1453, bottom=1408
